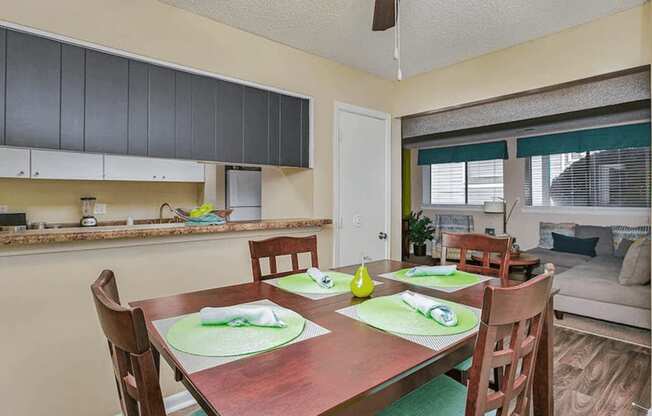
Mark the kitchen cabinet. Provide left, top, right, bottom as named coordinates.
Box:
left=174, top=71, right=193, bottom=159
left=84, top=50, right=129, bottom=154
left=0, top=147, right=29, bottom=178
left=191, top=75, right=217, bottom=161
left=219, top=80, right=244, bottom=163
left=280, top=95, right=302, bottom=167
left=0, top=28, right=311, bottom=168
left=0, top=29, right=6, bottom=145
left=31, top=149, right=104, bottom=180
left=128, top=60, right=149, bottom=156
left=5, top=30, right=61, bottom=149
left=60, top=45, right=85, bottom=151
left=148, top=65, right=176, bottom=158
left=243, top=87, right=270, bottom=165
left=104, top=155, right=205, bottom=182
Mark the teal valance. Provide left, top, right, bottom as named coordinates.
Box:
left=417, top=140, right=508, bottom=165
left=517, top=122, right=651, bottom=158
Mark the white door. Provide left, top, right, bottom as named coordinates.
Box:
left=335, top=103, right=390, bottom=266
left=31, top=149, right=104, bottom=180
left=0, top=147, right=29, bottom=178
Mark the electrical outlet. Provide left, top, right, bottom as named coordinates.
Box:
left=0, top=205, right=8, bottom=213
left=94, top=203, right=107, bottom=215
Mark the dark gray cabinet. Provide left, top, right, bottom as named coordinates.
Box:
left=128, top=60, right=148, bottom=156
left=84, top=50, right=129, bottom=154
left=191, top=75, right=216, bottom=161
left=280, top=95, right=302, bottom=167
left=174, top=71, right=193, bottom=159
left=219, top=80, right=244, bottom=163
left=5, top=30, right=60, bottom=149
left=0, top=29, right=6, bottom=145
left=0, top=28, right=310, bottom=168
left=148, top=65, right=176, bottom=158
left=60, top=45, right=85, bottom=151
left=243, top=87, right=270, bottom=165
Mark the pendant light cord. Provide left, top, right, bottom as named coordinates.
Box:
left=395, top=0, right=402, bottom=80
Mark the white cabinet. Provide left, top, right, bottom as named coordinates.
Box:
left=104, top=155, right=205, bottom=182
left=31, top=149, right=104, bottom=180
left=0, top=147, right=30, bottom=178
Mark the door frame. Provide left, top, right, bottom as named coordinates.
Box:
left=333, top=101, right=392, bottom=267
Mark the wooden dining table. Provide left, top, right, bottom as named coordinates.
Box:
left=130, top=260, right=554, bottom=416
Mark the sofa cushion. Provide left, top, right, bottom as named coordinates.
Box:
left=611, top=225, right=651, bottom=251
left=525, top=247, right=591, bottom=269
left=576, top=225, right=614, bottom=256
left=552, top=233, right=599, bottom=257
left=553, top=256, right=650, bottom=310
left=615, top=239, right=634, bottom=258
left=539, top=222, right=575, bottom=249
left=619, top=238, right=651, bottom=286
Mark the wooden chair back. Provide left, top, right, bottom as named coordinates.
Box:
left=465, top=264, right=555, bottom=416
left=91, top=270, right=165, bottom=416
left=441, top=232, right=512, bottom=283
left=248, top=235, right=319, bottom=281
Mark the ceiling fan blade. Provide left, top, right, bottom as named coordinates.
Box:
left=372, top=0, right=396, bottom=31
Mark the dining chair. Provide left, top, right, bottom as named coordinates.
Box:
left=441, top=232, right=512, bottom=284
left=248, top=235, right=318, bottom=281
left=91, top=270, right=205, bottom=416
left=380, top=264, right=555, bottom=416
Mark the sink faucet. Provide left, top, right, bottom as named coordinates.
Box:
left=159, top=203, right=173, bottom=221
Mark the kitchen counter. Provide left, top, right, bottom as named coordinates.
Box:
left=0, top=218, right=332, bottom=246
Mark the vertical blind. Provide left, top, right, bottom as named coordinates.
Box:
left=524, top=147, right=651, bottom=208
left=430, top=159, right=504, bottom=205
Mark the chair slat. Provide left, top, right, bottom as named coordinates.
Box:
left=440, top=232, right=512, bottom=285
left=248, top=235, right=319, bottom=281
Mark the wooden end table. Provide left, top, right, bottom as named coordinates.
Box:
left=472, top=252, right=541, bottom=279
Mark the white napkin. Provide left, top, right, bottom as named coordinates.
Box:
left=400, top=292, right=458, bottom=327
left=405, top=265, right=457, bottom=277
left=307, top=267, right=334, bottom=288
left=200, top=305, right=287, bottom=328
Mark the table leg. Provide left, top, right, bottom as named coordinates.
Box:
left=533, top=296, right=554, bottom=416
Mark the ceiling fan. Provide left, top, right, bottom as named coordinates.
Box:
left=372, top=0, right=403, bottom=80
left=372, top=0, right=397, bottom=31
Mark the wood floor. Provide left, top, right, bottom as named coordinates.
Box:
left=170, top=326, right=651, bottom=416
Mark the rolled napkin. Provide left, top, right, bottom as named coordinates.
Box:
left=200, top=305, right=286, bottom=328
left=307, top=267, right=334, bottom=289
left=400, top=292, right=458, bottom=327
left=405, top=265, right=457, bottom=277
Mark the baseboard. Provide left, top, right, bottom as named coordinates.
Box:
left=112, top=390, right=197, bottom=416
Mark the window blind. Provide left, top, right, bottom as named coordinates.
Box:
left=430, top=159, right=503, bottom=205
left=524, top=147, right=651, bottom=208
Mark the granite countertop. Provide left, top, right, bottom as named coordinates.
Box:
left=0, top=218, right=332, bottom=246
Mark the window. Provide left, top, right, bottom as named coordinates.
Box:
left=426, top=159, right=504, bottom=205
left=524, top=147, right=651, bottom=208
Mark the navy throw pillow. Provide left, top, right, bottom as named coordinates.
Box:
left=551, top=232, right=599, bottom=257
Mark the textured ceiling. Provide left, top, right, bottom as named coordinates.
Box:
left=159, top=0, right=645, bottom=80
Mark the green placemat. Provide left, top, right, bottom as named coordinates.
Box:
left=392, top=268, right=482, bottom=287
left=356, top=294, right=479, bottom=336
left=166, top=307, right=306, bottom=357
left=277, top=271, right=354, bottom=294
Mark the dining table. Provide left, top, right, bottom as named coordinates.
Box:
left=130, top=259, right=554, bottom=416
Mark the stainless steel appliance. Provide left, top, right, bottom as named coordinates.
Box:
left=0, top=212, right=27, bottom=232
left=80, top=197, right=98, bottom=227
left=226, top=168, right=261, bottom=221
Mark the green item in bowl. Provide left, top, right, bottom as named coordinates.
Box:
left=277, top=271, right=354, bottom=294
left=166, top=306, right=305, bottom=357
left=356, top=294, right=479, bottom=336
left=392, top=268, right=481, bottom=287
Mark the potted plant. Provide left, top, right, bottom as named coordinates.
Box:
left=407, top=210, right=436, bottom=257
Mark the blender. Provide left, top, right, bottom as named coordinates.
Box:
left=80, top=197, right=98, bottom=227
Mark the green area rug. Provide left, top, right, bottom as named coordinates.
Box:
left=356, top=294, right=479, bottom=336
left=392, top=268, right=482, bottom=287
left=166, top=307, right=306, bottom=357
left=277, top=271, right=354, bottom=294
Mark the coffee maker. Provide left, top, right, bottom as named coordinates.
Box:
left=80, top=197, right=98, bottom=227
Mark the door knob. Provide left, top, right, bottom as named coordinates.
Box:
left=378, top=232, right=387, bottom=240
